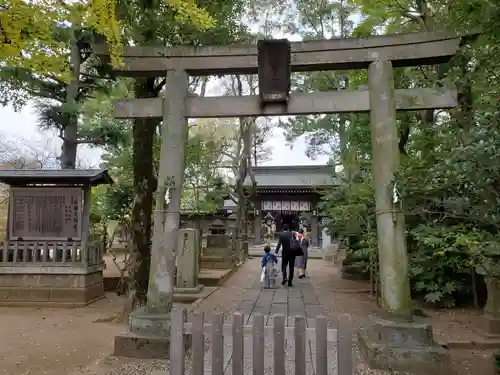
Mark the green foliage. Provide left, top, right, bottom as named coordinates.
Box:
left=320, top=175, right=374, bottom=238
left=93, top=120, right=231, bottom=221
left=0, top=0, right=216, bottom=78
left=408, top=224, right=489, bottom=306
left=271, top=0, right=500, bottom=308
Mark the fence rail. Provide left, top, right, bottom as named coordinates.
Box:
left=0, top=240, right=103, bottom=266
left=170, top=308, right=353, bottom=375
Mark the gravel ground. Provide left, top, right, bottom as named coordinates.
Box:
left=70, top=258, right=260, bottom=375
left=6, top=257, right=496, bottom=375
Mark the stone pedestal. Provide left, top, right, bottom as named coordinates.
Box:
left=114, top=307, right=172, bottom=358
left=0, top=267, right=105, bottom=307
left=358, top=313, right=450, bottom=374
left=174, top=228, right=203, bottom=294
left=333, top=246, right=346, bottom=265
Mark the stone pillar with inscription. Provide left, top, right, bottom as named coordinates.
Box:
left=174, top=228, right=203, bottom=294
left=357, top=59, right=450, bottom=373
left=321, top=227, right=331, bottom=249
left=114, top=69, right=189, bottom=359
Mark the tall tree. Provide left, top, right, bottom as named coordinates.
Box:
left=107, top=0, right=248, bottom=308
left=0, top=0, right=222, bottom=169
left=0, top=8, right=125, bottom=168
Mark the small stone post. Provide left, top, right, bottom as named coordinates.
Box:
left=357, top=59, right=450, bottom=373
left=368, top=59, right=412, bottom=317
left=174, top=228, right=204, bottom=294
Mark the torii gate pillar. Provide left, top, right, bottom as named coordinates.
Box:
left=357, top=59, right=450, bottom=373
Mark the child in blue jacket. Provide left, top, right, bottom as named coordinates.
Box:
left=261, top=245, right=278, bottom=267
left=261, top=245, right=278, bottom=288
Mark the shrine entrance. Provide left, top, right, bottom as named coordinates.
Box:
left=243, top=165, right=333, bottom=246
left=96, top=30, right=471, bottom=370
left=279, top=213, right=298, bottom=231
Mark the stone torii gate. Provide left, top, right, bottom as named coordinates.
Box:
left=96, top=31, right=466, bottom=371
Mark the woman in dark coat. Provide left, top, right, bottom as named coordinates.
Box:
left=295, top=228, right=310, bottom=279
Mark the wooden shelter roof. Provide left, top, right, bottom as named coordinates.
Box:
left=0, top=169, right=114, bottom=186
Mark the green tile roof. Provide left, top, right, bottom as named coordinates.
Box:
left=243, top=165, right=335, bottom=187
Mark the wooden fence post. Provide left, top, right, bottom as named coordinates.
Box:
left=170, top=309, right=354, bottom=375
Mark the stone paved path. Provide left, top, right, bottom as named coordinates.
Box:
left=196, top=267, right=338, bottom=375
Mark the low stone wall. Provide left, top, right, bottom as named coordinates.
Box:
left=0, top=240, right=105, bottom=307
left=0, top=267, right=104, bottom=307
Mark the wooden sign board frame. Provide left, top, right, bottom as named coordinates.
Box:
left=8, top=187, right=83, bottom=241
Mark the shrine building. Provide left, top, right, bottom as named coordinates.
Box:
left=243, top=165, right=335, bottom=247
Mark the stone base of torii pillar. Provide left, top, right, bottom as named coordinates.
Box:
left=113, top=229, right=205, bottom=358
left=358, top=313, right=450, bottom=374
left=114, top=307, right=174, bottom=358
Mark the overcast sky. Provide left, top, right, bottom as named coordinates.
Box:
left=0, top=102, right=329, bottom=167
left=0, top=17, right=332, bottom=168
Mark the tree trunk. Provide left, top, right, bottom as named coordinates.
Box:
left=231, top=75, right=255, bottom=259
left=60, top=35, right=81, bottom=169
left=130, top=78, right=159, bottom=305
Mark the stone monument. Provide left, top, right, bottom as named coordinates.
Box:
left=482, top=276, right=500, bottom=337
left=0, top=169, right=113, bottom=307
left=174, top=228, right=203, bottom=294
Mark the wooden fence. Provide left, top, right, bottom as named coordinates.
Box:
left=170, top=308, right=354, bottom=375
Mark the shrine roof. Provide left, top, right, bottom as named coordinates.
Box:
left=0, top=169, right=114, bottom=186
left=243, top=165, right=335, bottom=188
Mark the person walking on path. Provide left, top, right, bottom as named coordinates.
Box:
left=275, top=223, right=303, bottom=287
left=295, top=228, right=310, bottom=279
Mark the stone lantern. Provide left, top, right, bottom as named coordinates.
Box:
left=477, top=255, right=500, bottom=337
left=202, top=216, right=233, bottom=269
